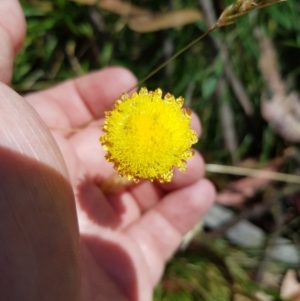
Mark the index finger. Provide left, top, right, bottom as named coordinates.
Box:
left=25, top=67, right=137, bottom=131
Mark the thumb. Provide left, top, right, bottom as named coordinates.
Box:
left=0, top=83, right=80, bottom=301
left=0, top=0, right=26, bottom=83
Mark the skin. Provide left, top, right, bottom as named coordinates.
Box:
left=0, top=1, right=216, bottom=300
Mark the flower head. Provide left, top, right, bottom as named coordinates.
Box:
left=100, top=87, right=198, bottom=183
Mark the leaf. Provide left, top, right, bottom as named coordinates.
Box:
left=69, top=0, right=202, bottom=32
left=257, top=29, right=300, bottom=142
left=127, top=9, right=202, bottom=33
left=202, top=76, right=218, bottom=100
left=70, top=0, right=148, bottom=16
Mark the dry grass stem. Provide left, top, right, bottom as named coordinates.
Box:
left=217, top=0, right=287, bottom=26
left=206, top=164, right=300, bottom=184
left=130, top=0, right=286, bottom=88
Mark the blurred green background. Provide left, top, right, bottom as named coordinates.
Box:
left=16, top=0, right=300, bottom=300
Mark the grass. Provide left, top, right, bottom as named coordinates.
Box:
left=15, top=0, right=300, bottom=300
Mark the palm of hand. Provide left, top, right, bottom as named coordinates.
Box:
left=23, top=68, right=214, bottom=301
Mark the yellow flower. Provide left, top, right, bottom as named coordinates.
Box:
left=100, top=87, right=198, bottom=183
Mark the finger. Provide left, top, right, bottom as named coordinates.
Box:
left=128, top=181, right=163, bottom=212
left=0, top=83, right=80, bottom=300
left=0, top=0, right=26, bottom=83
left=128, top=151, right=205, bottom=212
left=154, top=110, right=202, bottom=191
left=25, top=67, right=137, bottom=131
left=0, top=82, right=67, bottom=175
left=155, top=179, right=215, bottom=235
left=190, top=111, right=202, bottom=137
left=126, top=179, right=215, bottom=285
left=157, top=150, right=205, bottom=191
left=69, top=125, right=115, bottom=178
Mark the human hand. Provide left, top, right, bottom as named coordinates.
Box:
left=0, top=1, right=215, bottom=301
